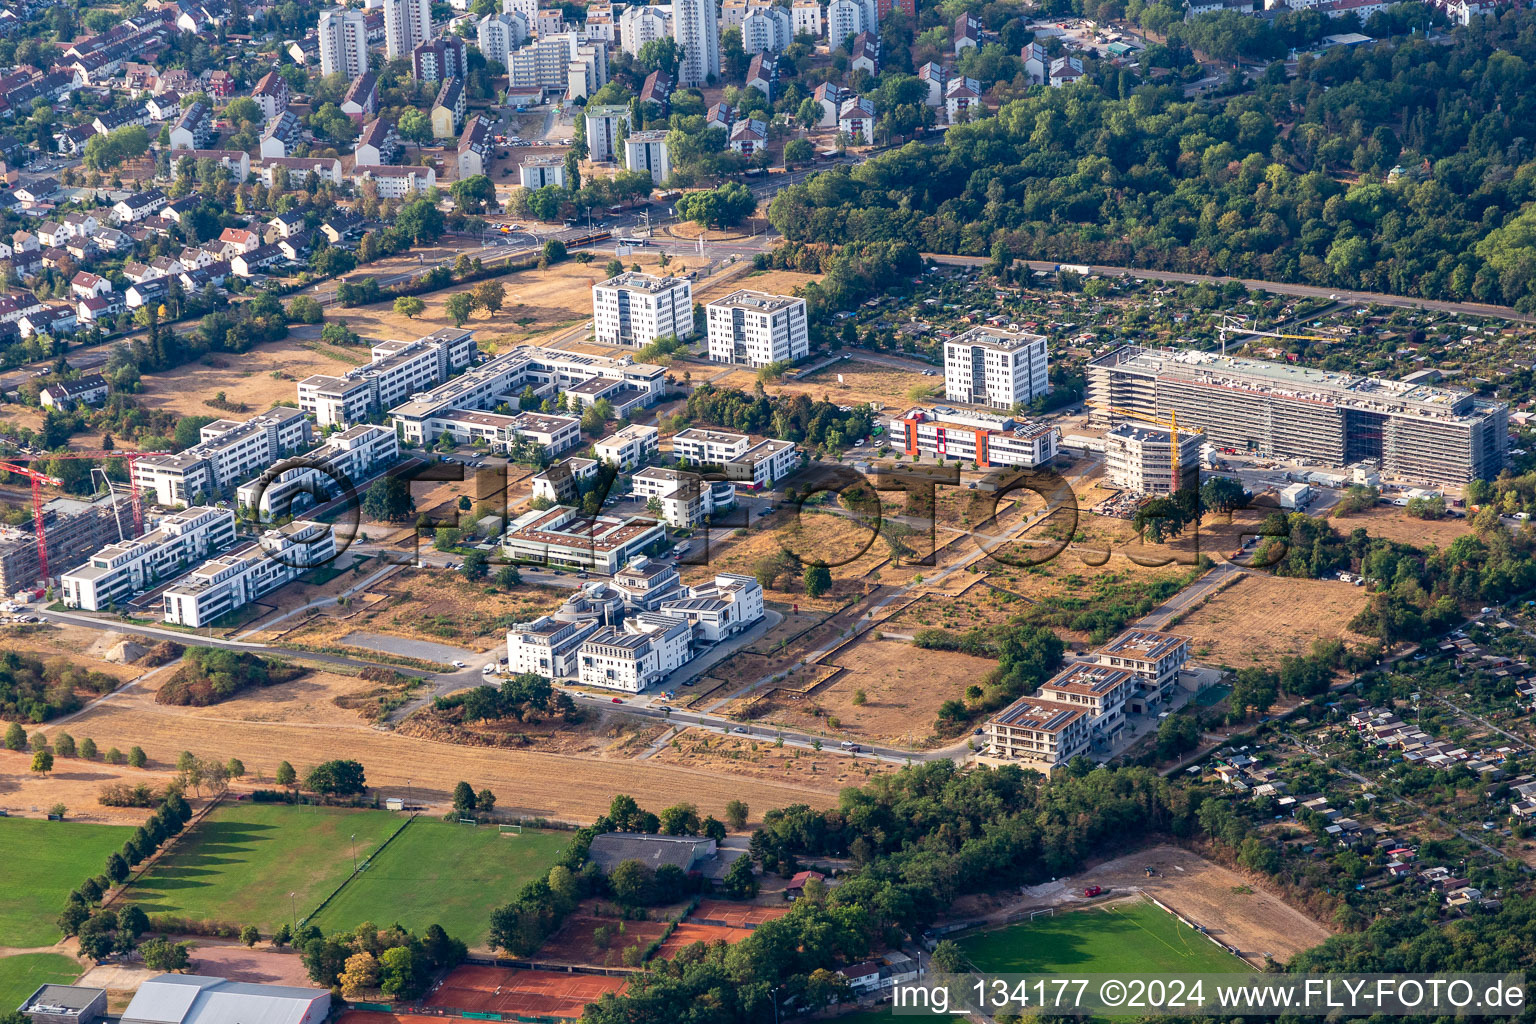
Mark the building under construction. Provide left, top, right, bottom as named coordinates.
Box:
left=1087, top=346, right=1507, bottom=484
left=1103, top=423, right=1202, bottom=495
left=0, top=493, right=135, bottom=594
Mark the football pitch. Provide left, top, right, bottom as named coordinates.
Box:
left=957, top=899, right=1250, bottom=975
left=0, top=953, right=81, bottom=1009
left=308, top=819, right=568, bottom=947
left=0, top=817, right=133, bottom=946
left=120, top=804, right=403, bottom=934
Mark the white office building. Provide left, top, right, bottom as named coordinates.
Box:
left=297, top=328, right=477, bottom=428
left=235, top=425, right=399, bottom=520
left=318, top=8, right=370, bottom=79
left=577, top=613, right=693, bottom=691
left=705, top=290, right=807, bottom=367
left=672, top=0, right=720, bottom=86
left=417, top=410, right=581, bottom=456
left=632, top=467, right=736, bottom=527
left=593, top=423, right=658, bottom=471
left=671, top=428, right=799, bottom=487
left=61, top=506, right=236, bottom=612
left=531, top=457, right=600, bottom=504
left=624, top=130, right=672, bottom=184
left=943, top=326, right=1051, bottom=410
left=592, top=273, right=693, bottom=346
left=382, top=0, right=431, bottom=57
left=658, top=572, right=763, bottom=642
left=133, top=408, right=312, bottom=507
left=162, top=521, right=336, bottom=627
left=501, top=505, right=666, bottom=574
left=506, top=615, right=602, bottom=676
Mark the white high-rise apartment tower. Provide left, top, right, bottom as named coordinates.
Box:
left=943, top=326, right=1051, bottom=409
left=318, top=8, right=370, bottom=78
left=477, top=12, right=528, bottom=66
left=383, top=0, right=431, bottom=58
left=672, top=0, right=719, bottom=85
left=705, top=291, right=808, bottom=367
left=592, top=273, right=694, bottom=346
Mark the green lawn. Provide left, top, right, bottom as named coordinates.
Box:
left=120, top=804, right=403, bottom=934
left=958, top=899, right=1250, bottom=975
left=0, top=954, right=82, bottom=1009
left=308, top=819, right=568, bottom=947
left=0, top=817, right=133, bottom=946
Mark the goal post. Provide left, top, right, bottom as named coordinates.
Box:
left=499, top=824, right=523, bottom=836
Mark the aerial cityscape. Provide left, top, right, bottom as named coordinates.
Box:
left=1, top=0, right=1536, bottom=1019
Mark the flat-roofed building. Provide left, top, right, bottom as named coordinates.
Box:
left=162, top=521, right=335, bottom=627
left=133, top=408, right=312, bottom=507
left=501, top=505, right=665, bottom=573
left=1087, top=345, right=1508, bottom=484
left=610, top=555, right=682, bottom=609
left=632, top=466, right=722, bottom=527
left=1036, top=663, right=1135, bottom=743
left=944, top=326, right=1050, bottom=409
left=592, top=272, right=693, bottom=346
left=519, top=155, right=567, bottom=189
left=531, top=457, right=599, bottom=503
left=705, top=290, right=807, bottom=367
left=235, top=425, right=398, bottom=521
left=658, top=572, right=762, bottom=642
left=577, top=612, right=692, bottom=690
left=623, top=129, right=672, bottom=184
left=982, top=697, right=1090, bottom=770
left=1103, top=422, right=1202, bottom=495
left=120, top=975, right=330, bottom=1024
left=894, top=406, right=1058, bottom=468
left=670, top=428, right=799, bottom=487
left=506, top=615, right=601, bottom=676
left=20, top=985, right=106, bottom=1024
left=297, top=328, right=476, bottom=428
left=61, top=506, right=236, bottom=611
left=593, top=423, right=659, bottom=470
left=416, top=409, right=580, bottom=456
left=1092, top=628, right=1191, bottom=693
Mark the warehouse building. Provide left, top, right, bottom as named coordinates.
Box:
left=1087, top=345, right=1507, bottom=483
left=121, top=976, right=329, bottom=1024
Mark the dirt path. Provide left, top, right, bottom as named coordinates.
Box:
left=953, top=844, right=1330, bottom=965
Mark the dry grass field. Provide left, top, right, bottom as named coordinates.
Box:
left=1340, top=506, right=1476, bottom=548
left=337, top=251, right=709, bottom=353
left=754, top=634, right=999, bottom=745
left=57, top=675, right=839, bottom=822
left=778, top=360, right=931, bottom=410
left=1171, top=573, right=1374, bottom=668
left=0, top=623, right=151, bottom=684
left=0, top=747, right=182, bottom=824
left=649, top=729, right=898, bottom=788
left=135, top=333, right=358, bottom=421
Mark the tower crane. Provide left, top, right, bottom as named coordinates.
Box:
left=0, top=450, right=168, bottom=585
left=1217, top=315, right=1335, bottom=354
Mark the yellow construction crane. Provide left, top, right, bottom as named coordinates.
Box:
left=1109, top=407, right=1203, bottom=494
left=1217, top=315, right=1335, bottom=353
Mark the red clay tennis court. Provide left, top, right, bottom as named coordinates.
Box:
left=651, top=921, right=754, bottom=959
left=426, top=965, right=627, bottom=1019
left=689, top=900, right=791, bottom=927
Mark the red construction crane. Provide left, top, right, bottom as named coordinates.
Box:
left=0, top=450, right=169, bottom=584
left=0, top=459, right=63, bottom=581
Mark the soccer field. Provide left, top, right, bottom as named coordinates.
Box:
left=308, top=819, right=569, bottom=948
left=0, top=954, right=82, bottom=1009
left=958, top=899, right=1250, bottom=975
left=0, top=818, right=133, bottom=947
left=121, top=804, right=403, bottom=934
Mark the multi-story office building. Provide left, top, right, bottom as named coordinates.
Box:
left=297, top=328, right=476, bottom=428
left=593, top=423, right=659, bottom=470
left=631, top=467, right=736, bottom=528
left=1092, top=629, right=1191, bottom=707
left=1087, top=345, right=1508, bottom=484
left=162, top=520, right=336, bottom=627
left=531, top=457, right=600, bottom=503
left=318, top=8, right=369, bottom=78
left=235, top=425, right=399, bottom=521
left=893, top=406, right=1059, bottom=468
left=943, top=326, right=1051, bottom=410
left=501, top=505, right=666, bottom=573
left=1102, top=422, right=1202, bottom=495
left=1036, top=663, right=1136, bottom=745
left=506, top=615, right=602, bottom=676
left=386, top=345, right=666, bottom=443
left=670, top=428, right=799, bottom=487
left=624, top=130, right=671, bottom=184
left=983, top=698, right=1091, bottom=770
left=611, top=556, right=682, bottom=609
left=382, top=0, right=431, bottom=57
left=61, top=506, right=236, bottom=611
left=477, top=11, right=529, bottom=66
left=578, top=613, right=693, bottom=691
left=672, top=0, right=719, bottom=85
left=133, top=408, right=312, bottom=507
left=592, top=273, right=693, bottom=346
left=658, top=572, right=762, bottom=642
left=705, top=290, right=807, bottom=367
left=415, top=409, right=581, bottom=456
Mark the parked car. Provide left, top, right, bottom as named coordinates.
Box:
left=1084, top=885, right=1103, bottom=897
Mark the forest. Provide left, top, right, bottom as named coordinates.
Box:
left=767, top=8, right=1536, bottom=309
